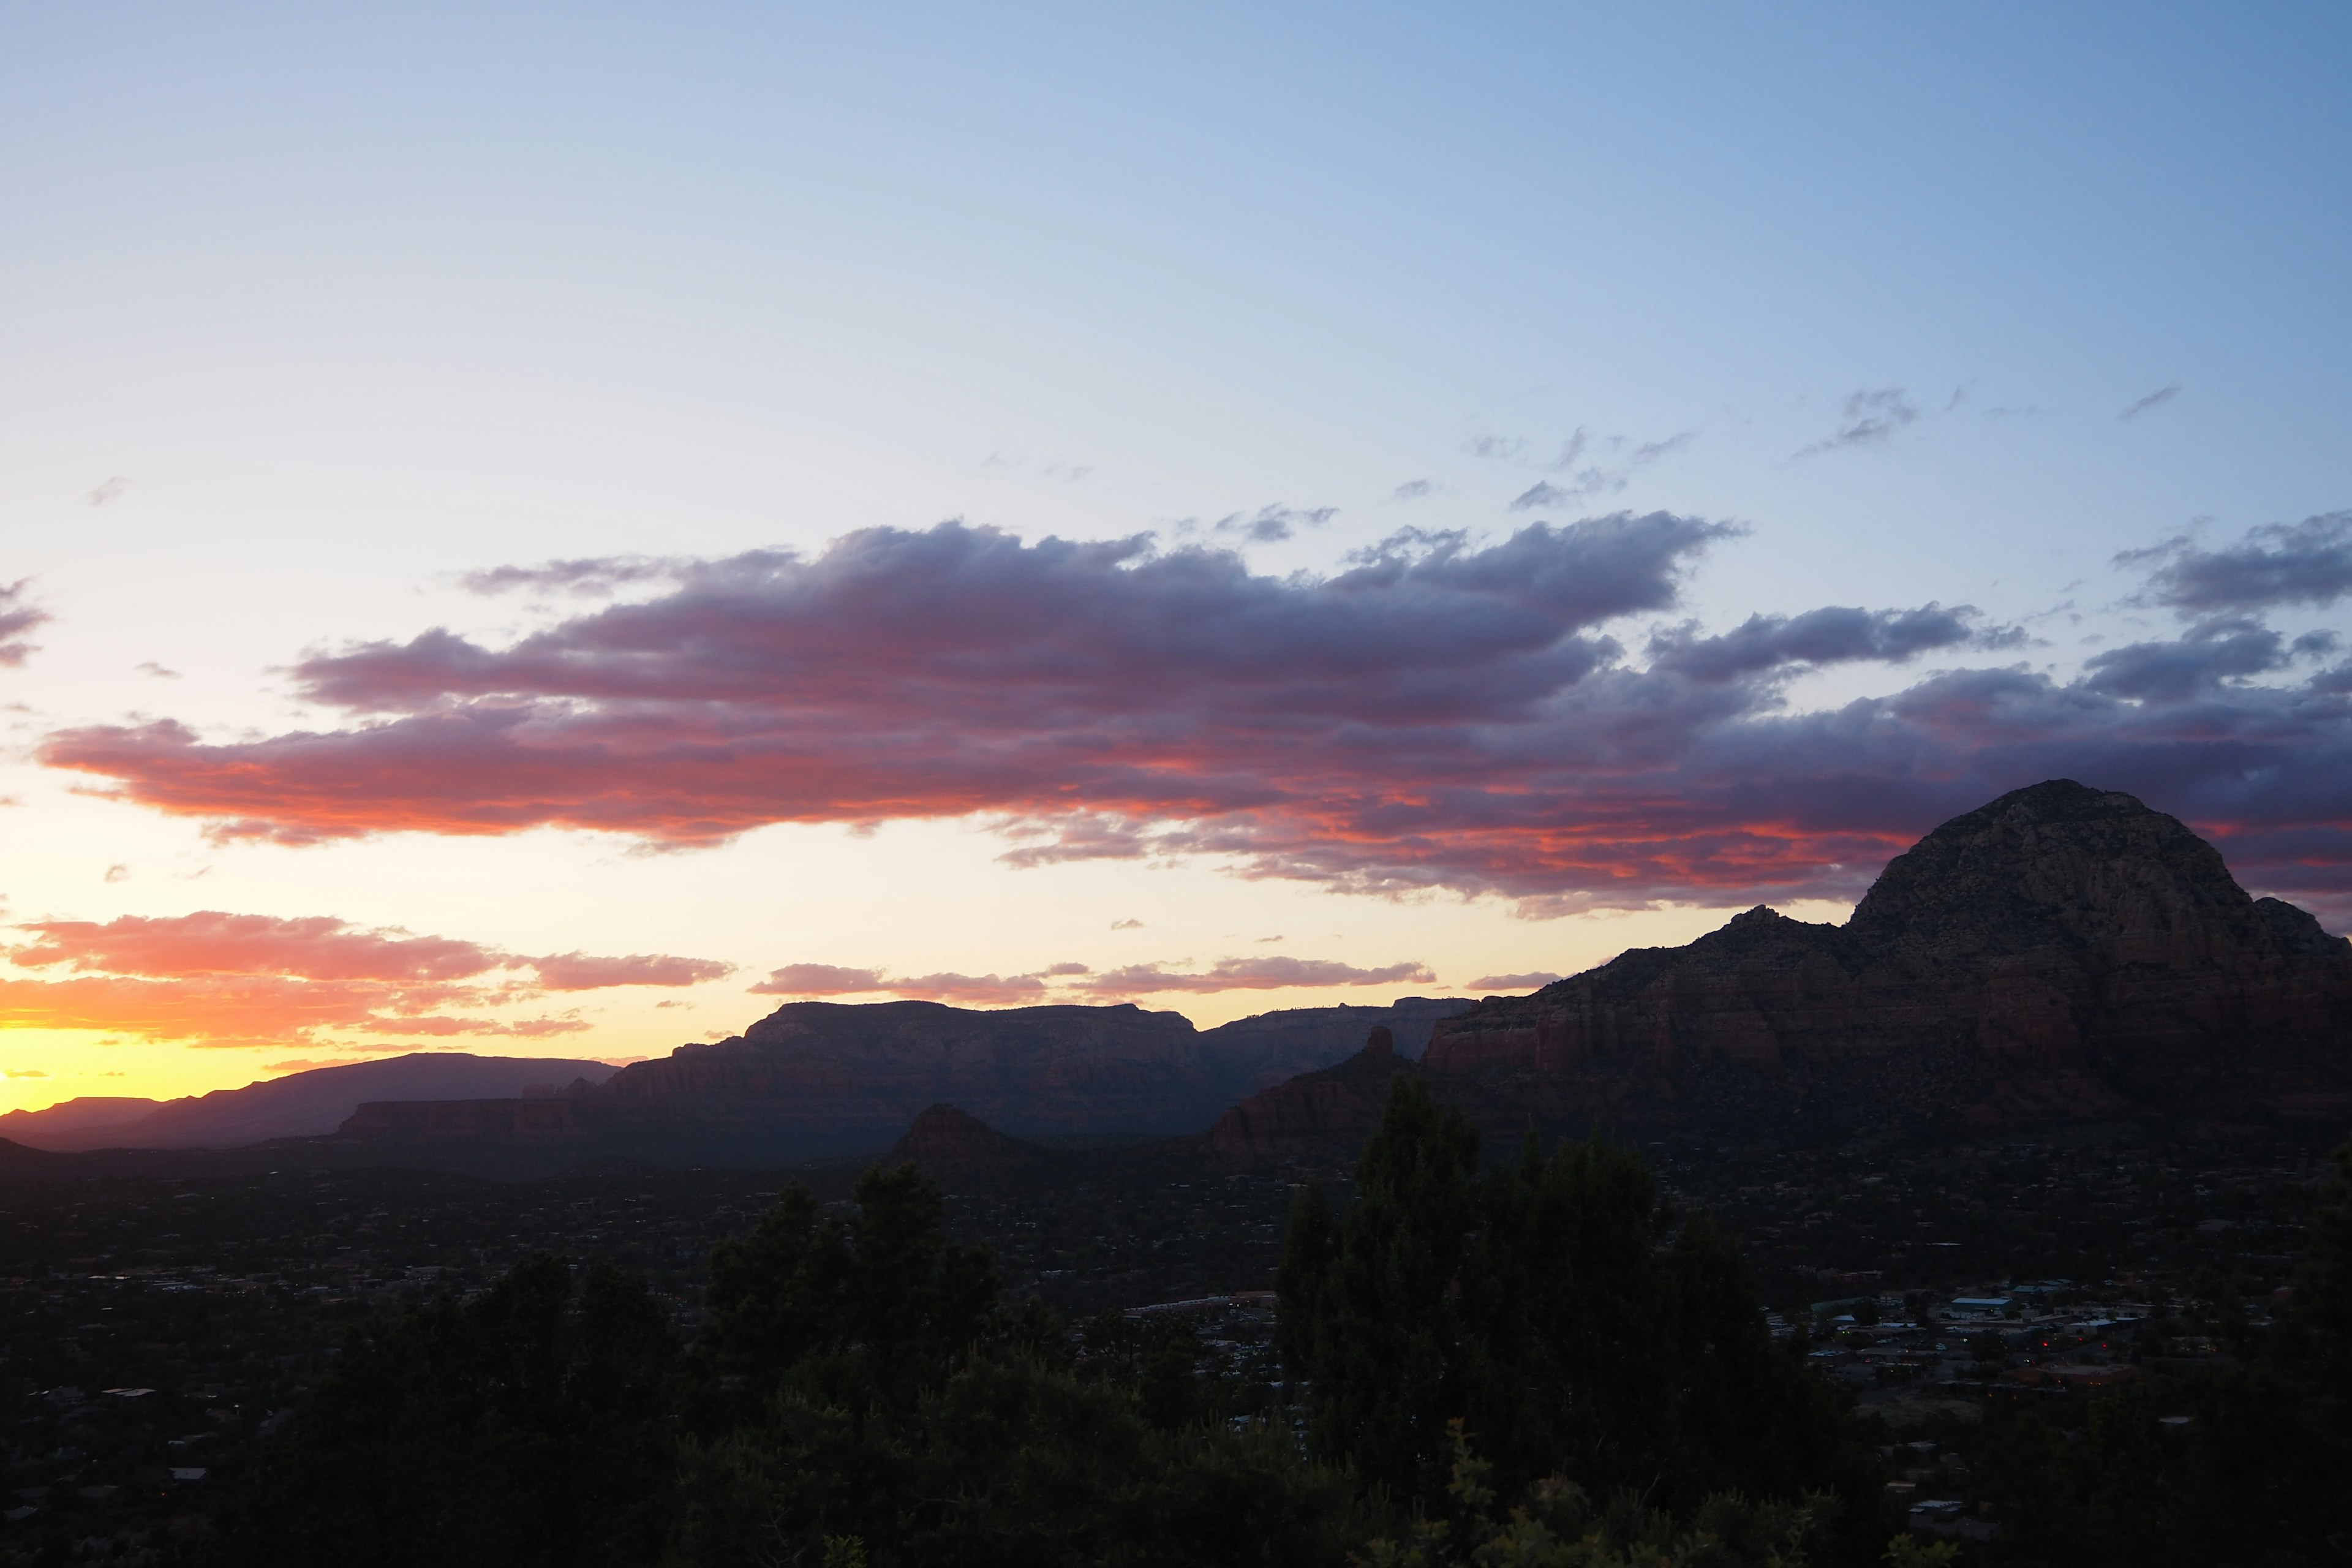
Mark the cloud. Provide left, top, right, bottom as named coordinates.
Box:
left=4, top=1067, right=48, bottom=1078
left=749, top=953, right=1433, bottom=1005
left=1631, top=432, right=1696, bottom=465
left=1510, top=481, right=1581, bottom=512
left=1392, top=480, right=1434, bottom=501
left=529, top=952, right=736, bottom=989
left=2122, top=512, right=2352, bottom=616
left=88, top=477, right=130, bottom=507
left=2119, top=383, right=2183, bottom=421
left=36, top=513, right=2352, bottom=919
left=1463, top=434, right=1527, bottom=462
left=0, top=911, right=732, bottom=1047
left=749, top=962, right=891, bottom=995
left=0, top=581, right=51, bottom=667
left=2078, top=619, right=2310, bottom=703
left=1507, top=431, right=1694, bottom=511
left=1468, top=971, right=1561, bottom=991
left=461, top=556, right=687, bottom=597
left=1796, top=388, right=1921, bottom=457
left=103, top=864, right=129, bottom=883
left=136, top=662, right=181, bottom=679
left=1646, top=604, right=2008, bottom=683
left=887, top=972, right=1056, bottom=1005
left=1213, top=504, right=1338, bottom=544
left=1076, top=956, right=1434, bottom=995
left=1109, top=918, right=1144, bottom=930
left=748, top=963, right=1049, bottom=1006
left=13, top=912, right=503, bottom=982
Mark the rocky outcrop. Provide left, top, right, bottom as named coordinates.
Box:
left=1425, top=780, right=2352, bottom=1131
left=1205, top=1027, right=1417, bottom=1167
left=1198, top=998, right=1471, bottom=1093
left=882, top=1104, right=1047, bottom=1183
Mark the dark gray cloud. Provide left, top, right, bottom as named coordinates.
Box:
left=2081, top=619, right=2296, bottom=703
left=1213, top=503, right=1338, bottom=543
left=2120, top=383, right=2183, bottom=421
left=2123, top=512, right=2352, bottom=615
left=1647, top=604, right=2003, bottom=683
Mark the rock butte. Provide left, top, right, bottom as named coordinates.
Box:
left=1403, top=780, right=2350, bottom=1144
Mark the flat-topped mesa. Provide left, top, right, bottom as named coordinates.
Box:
left=1425, top=780, right=2352, bottom=1127
left=325, top=995, right=1476, bottom=1174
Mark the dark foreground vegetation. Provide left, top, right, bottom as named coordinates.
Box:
left=4, top=1087, right=2348, bottom=1566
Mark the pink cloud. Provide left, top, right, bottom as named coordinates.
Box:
left=749, top=954, right=1434, bottom=1006
left=530, top=951, right=736, bottom=989
left=1468, top=971, right=1564, bottom=992
left=1075, top=957, right=1436, bottom=996
left=749, top=964, right=1050, bottom=1006
left=13, top=911, right=503, bottom=982
left=749, top=963, right=891, bottom=996
left=1, top=911, right=730, bottom=1046
left=37, top=514, right=2352, bottom=917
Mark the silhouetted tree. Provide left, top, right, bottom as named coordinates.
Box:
left=205, top=1256, right=677, bottom=1568
left=1279, top=1080, right=1877, bottom=1551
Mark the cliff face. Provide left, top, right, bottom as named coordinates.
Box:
left=1425, top=780, right=2352, bottom=1129
left=1205, top=1028, right=1417, bottom=1167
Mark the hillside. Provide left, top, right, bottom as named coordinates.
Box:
left=0, top=1054, right=622, bottom=1152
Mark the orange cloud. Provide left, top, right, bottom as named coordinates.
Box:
left=0, top=911, right=731, bottom=1047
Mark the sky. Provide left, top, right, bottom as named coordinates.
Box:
left=2, top=3, right=2348, bottom=1111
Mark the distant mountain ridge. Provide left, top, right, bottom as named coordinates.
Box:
left=0, top=1054, right=621, bottom=1152
left=338, top=997, right=1477, bottom=1168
